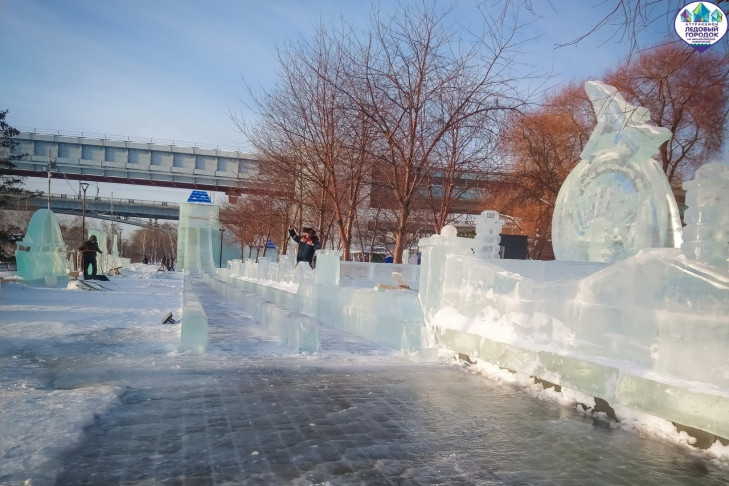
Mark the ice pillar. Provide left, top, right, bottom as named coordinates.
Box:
left=176, top=191, right=219, bottom=274
left=473, top=210, right=504, bottom=259
left=179, top=277, right=208, bottom=354
left=681, top=163, right=729, bottom=269
left=418, top=224, right=474, bottom=316
left=315, top=250, right=341, bottom=285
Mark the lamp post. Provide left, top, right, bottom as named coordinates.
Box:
left=80, top=182, right=90, bottom=242
left=219, top=228, right=224, bottom=268
left=46, top=151, right=56, bottom=209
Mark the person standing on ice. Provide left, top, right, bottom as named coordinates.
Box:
left=78, top=235, right=103, bottom=280
left=289, top=227, right=320, bottom=268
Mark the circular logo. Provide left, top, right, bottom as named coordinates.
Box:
left=674, top=2, right=728, bottom=52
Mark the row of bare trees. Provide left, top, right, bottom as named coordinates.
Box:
left=226, top=3, right=525, bottom=263
left=220, top=4, right=728, bottom=262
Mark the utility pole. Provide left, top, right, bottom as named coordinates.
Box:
left=80, top=183, right=90, bottom=241
left=219, top=228, right=224, bottom=268
left=46, top=151, right=56, bottom=209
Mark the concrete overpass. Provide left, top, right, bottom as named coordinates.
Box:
left=5, top=130, right=505, bottom=216
left=7, top=131, right=260, bottom=195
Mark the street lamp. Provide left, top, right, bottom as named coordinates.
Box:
left=219, top=228, right=224, bottom=268
left=46, top=151, right=57, bottom=209
left=80, top=182, right=90, bottom=242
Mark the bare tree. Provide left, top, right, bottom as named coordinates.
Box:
left=128, top=226, right=175, bottom=263
left=604, top=44, right=729, bottom=183
left=552, top=0, right=728, bottom=57
left=237, top=23, right=373, bottom=261
left=423, top=108, right=503, bottom=232
left=501, top=83, right=595, bottom=258
left=219, top=189, right=291, bottom=260
left=338, top=2, right=526, bottom=262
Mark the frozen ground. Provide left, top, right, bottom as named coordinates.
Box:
left=1, top=265, right=728, bottom=485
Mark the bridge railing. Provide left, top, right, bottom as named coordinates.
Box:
left=17, top=127, right=249, bottom=154
left=39, top=192, right=181, bottom=208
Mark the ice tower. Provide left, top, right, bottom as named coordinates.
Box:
left=552, top=81, right=683, bottom=263
left=176, top=191, right=218, bottom=274
left=15, top=209, right=69, bottom=286
left=681, top=163, right=729, bottom=268
left=473, top=210, right=504, bottom=259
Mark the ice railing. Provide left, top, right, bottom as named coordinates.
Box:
left=214, top=248, right=425, bottom=352
left=221, top=251, right=420, bottom=291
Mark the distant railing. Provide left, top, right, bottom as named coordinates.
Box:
left=17, top=127, right=252, bottom=154
left=42, top=192, right=181, bottom=208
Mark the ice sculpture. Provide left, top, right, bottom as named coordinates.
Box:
left=107, top=233, right=124, bottom=272
left=15, top=209, right=69, bottom=286
left=681, top=162, right=729, bottom=268
left=473, top=210, right=504, bottom=258
left=176, top=191, right=218, bottom=274
left=552, top=81, right=683, bottom=263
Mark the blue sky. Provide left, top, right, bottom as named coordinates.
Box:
left=0, top=0, right=694, bottom=201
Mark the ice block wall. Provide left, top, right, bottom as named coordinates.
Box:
left=418, top=225, right=729, bottom=441
left=214, top=250, right=425, bottom=352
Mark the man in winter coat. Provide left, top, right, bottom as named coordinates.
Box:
left=288, top=227, right=320, bottom=267
left=78, top=235, right=103, bottom=280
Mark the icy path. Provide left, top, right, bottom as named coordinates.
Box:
left=2, top=272, right=728, bottom=485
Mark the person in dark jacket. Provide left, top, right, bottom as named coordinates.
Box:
left=289, top=227, right=320, bottom=267
left=78, top=235, right=103, bottom=280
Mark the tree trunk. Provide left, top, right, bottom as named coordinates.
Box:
left=393, top=204, right=411, bottom=264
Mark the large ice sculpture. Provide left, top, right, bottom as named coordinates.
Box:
left=552, top=81, right=683, bottom=263
left=681, top=162, right=729, bottom=268
left=176, top=191, right=218, bottom=274
left=15, top=209, right=69, bottom=286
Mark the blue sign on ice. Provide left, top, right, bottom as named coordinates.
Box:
left=187, top=191, right=212, bottom=203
